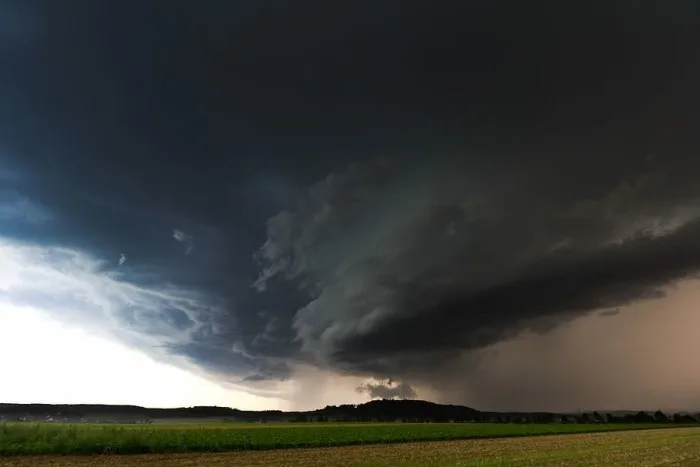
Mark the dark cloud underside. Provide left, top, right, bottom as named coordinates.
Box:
left=1, top=0, right=700, bottom=409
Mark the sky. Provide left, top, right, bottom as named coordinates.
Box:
left=1, top=0, right=700, bottom=412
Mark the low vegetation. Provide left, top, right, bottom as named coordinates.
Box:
left=0, top=421, right=684, bottom=456
left=3, top=427, right=700, bottom=466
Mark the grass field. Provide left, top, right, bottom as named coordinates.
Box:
left=0, top=421, right=684, bottom=456
left=3, top=427, right=700, bottom=466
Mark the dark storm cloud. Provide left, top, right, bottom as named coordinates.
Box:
left=253, top=157, right=700, bottom=384
left=0, top=1, right=40, bottom=44
left=2, top=0, right=700, bottom=408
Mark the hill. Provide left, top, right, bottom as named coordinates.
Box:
left=0, top=399, right=697, bottom=425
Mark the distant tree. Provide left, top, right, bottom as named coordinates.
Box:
left=653, top=410, right=669, bottom=423
left=633, top=411, right=654, bottom=423
left=673, top=413, right=697, bottom=424
left=536, top=413, right=555, bottom=424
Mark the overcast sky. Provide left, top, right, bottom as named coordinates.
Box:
left=1, top=0, right=700, bottom=412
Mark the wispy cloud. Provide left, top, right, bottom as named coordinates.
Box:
left=0, top=234, right=297, bottom=402
left=0, top=191, right=52, bottom=224
left=173, top=229, right=194, bottom=255
left=0, top=236, right=219, bottom=371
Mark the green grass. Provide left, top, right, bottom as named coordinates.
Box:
left=0, top=422, right=685, bottom=456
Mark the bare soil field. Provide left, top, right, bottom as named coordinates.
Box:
left=3, top=427, right=699, bottom=466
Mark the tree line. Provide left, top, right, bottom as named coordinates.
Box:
left=1, top=400, right=698, bottom=424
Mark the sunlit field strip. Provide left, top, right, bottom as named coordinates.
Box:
left=0, top=422, right=687, bottom=455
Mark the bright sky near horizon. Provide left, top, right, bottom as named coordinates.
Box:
left=0, top=237, right=281, bottom=410
left=0, top=303, right=281, bottom=410
left=0, top=304, right=288, bottom=410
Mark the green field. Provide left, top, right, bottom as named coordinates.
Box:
left=0, top=422, right=683, bottom=456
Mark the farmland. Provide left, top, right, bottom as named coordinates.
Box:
left=2, top=427, right=700, bottom=466
left=0, top=421, right=683, bottom=456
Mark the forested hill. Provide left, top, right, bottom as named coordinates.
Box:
left=0, top=399, right=477, bottom=422
left=1, top=399, right=698, bottom=424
